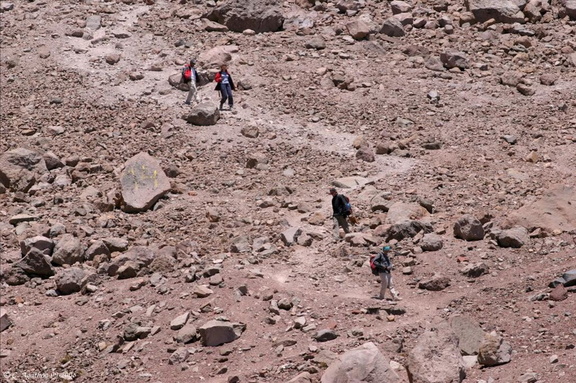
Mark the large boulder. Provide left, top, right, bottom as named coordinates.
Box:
left=562, top=269, right=576, bottom=287
left=108, top=246, right=156, bottom=277
left=495, top=226, right=529, bottom=248
left=464, top=0, right=526, bottom=23
left=120, top=152, right=171, bottom=213
left=0, top=148, right=47, bottom=192
left=55, top=267, right=86, bottom=295
left=186, top=102, right=220, bottom=126
left=505, top=185, right=576, bottom=234
left=198, top=319, right=246, bottom=346
left=564, top=0, right=576, bottom=19
left=381, top=17, right=405, bottom=37
left=14, top=248, right=55, bottom=277
left=420, top=234, right=443, bottom=252
left=321, top=342, right=399, bottom=383
left=52, top=234, right=84, bottom=266
left=418, top=274, right=451, bottom=291
left=450, top=315, right=486, bottom=356
left=406, top=320, right=466, bottom=383
left=477, top=332, right=512, bottom=366
left=206, top=0, right=284, bottom=33
left=197, top=45, right=237, bottom=68
left=385, top=203, right=433, bottom=241
left=20, top=236, right=54, bottom=257
left=346, top=20, right=371, bottom=40
left=453, top=215, right=484, bottom=241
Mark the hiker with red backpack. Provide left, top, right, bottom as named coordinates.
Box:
left=330, top=187, right=351, bottom=240
left=181, top=59, right=200, bottom=105
left=214, top=63, right=235, bottom=111
left=370, top=246, right=401, bottom=301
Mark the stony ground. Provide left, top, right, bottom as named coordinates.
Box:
left=1, top=1, right=575, bottom=383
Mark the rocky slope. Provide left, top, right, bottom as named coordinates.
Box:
left=1, top=1, right=575, bottom=382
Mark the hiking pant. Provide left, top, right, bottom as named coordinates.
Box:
left=219, top=83, right=233, bottom=108
left=333, top=215, right=350, bottom=239
left=185, top=81, right=199, bottom=104
left=379, top=271, right=399, bottom=300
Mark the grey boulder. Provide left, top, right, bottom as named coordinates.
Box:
left=186, top=102, right=220, bottom=126
left=120, top=152, right=171, bottom=213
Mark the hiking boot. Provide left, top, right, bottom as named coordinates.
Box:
left=184, top=101, right=190, bottom=105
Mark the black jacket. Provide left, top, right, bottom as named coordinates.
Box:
left=332, top=194, right=348, bottom=217
left=373, top=252, right=392, bottom=273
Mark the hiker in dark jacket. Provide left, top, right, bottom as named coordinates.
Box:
left=371, top=246, right=401, bottom=301
left=214, top=63, right=235, bottom=111
left=330, top=187, right=350, bottom=240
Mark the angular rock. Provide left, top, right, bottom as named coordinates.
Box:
left=562, top=269, right=576, bottom=287
left=465, top=0, right=525, bottom=23
left=124, top=323, right=152, bottom=341
left=186, top=102, right=220, bottom=126
left=391, top=1, right=412, bottom=14
left=565, top=0, right=576, bottom=19
left=14, top=248, right=55, bottom=277
left=477, top=332, right=512, bottom=366
left=120, top=152, right=171, bottom=213
left=321, top=342, right=399, bottom=383
left=43, top=152, right=64, bottom=170
left=450, top=315, right=486, bottom=356
left=108, top=246, right=156, bottom=276
left=116, top=262, right=139, bottom=279
left=459, top=262, right=489, bottom=278
left=315, top=329, right=338, bottom=342
left=406, top=320, right=466, bottom=383
left=52, top=234, right=84, bottom=266
left=420, top=234, right=443, bottom=252
left=175, top=324, right=198, bottom=344
left=0, top=148, right=47, bottom=192
left=231, top=235, right=251, bottom=253
left=20, top=235, right=54, bottom=257
left=356, top=147, right=375, bottom=162
left=0, top=308, right=13, bottom=332
left=192, top=284, right=213, bottom=298
left=206, top=0, right=284, bottom=33
left=381, top=17, right=405, bottom=37
left=549, top=284, right=567, bottom=301
left=102, top=237, right=129, bottom=252
left=85, top=240, right=110, bottom=261
left=55, top=267, right=86, bottom=295
left=440, top=51, right=469, bottom=70
left=169, top=347, right=189, bottom=365
left=418, top=274, right=450, bottom=291
left=346, top=20, right=371, bottom=40
left=170, top=312, right=190, bottom=330
left=281, top=227, right=302, bottom=246
left=199, top=320, right=246, bottom=346
left=305, top=36, right=326, bottom=50
left=454, top=215, right=484, bottom=241
left=496, top=226, right=528, bottom=248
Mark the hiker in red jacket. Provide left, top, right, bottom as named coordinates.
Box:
left=214, top=63, right=235, bottom=111
left=181, top=59, right=200, bottom=105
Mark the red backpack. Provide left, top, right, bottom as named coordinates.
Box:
left=183, top=66, right=192, bottom=81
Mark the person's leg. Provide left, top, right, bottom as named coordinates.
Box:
left=227, top=85, right=234, bottom=107
left=191, top=81, right=199, bottom=103
left=337, top=216, right=350, bottom=234
left=185, top=82, right=195, bottom=104
left=389, top=275, right=401, bottom=300
left=220, top=88, right=228, bottom=109
left=379, top=272, right=390, bottom=299
left=333, top=217, right=341, bottom=239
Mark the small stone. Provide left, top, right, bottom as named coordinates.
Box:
left=314, top=329, right=338, bottom=342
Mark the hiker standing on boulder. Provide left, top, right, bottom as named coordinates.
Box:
left=370, top=246, right=401, bottom=301
left=214, top=63, right=235, bottom=111
left=182, top=59, right=200, bottom=105
left=330, top=187, right=350, bottom=240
